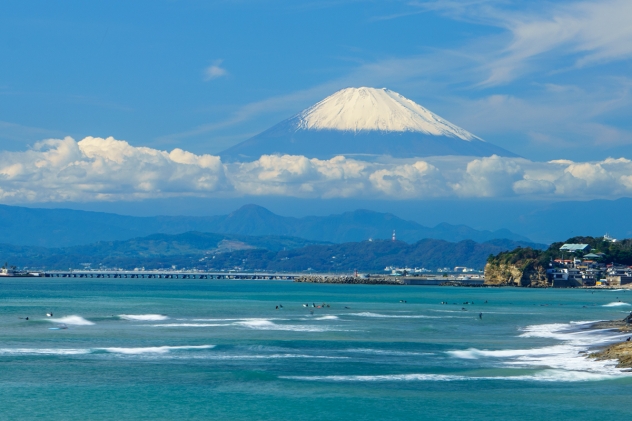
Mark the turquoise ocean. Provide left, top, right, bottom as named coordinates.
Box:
left=1, top=278, right=632, bottom=420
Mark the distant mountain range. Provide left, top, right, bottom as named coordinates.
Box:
left=0, top=232, right=540, bottom=272
left=220, top=87, right=516, bottom=161
left=0, top=203, right=536, bottom=247
left=0, top=232, right=326, bottom=270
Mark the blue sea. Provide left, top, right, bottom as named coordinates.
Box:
left=1, top=278, right=632, bottom=420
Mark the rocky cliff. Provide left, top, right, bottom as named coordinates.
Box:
left=484, top=252, right=549, bottom=287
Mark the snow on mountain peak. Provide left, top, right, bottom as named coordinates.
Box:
left=296, top=87, right=478, bottom=141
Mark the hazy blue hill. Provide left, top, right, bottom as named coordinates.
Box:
left=209, top=204, right=298, bottom=236
left=206, top=206, right=533, bottom=244
left=0, top=232, right=541, bottom=271
left=0, top=204, right=222, bottom=247
left=0, top=232, right=328, bottom=269
left=65, top=232, right=321, bottom=257
left=0, top=203, right=532, bottom=247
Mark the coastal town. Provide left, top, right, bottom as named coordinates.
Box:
left=3, top=234, right=632, bottom=289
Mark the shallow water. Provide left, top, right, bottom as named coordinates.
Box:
left=1, top=279, right=631, bottom=420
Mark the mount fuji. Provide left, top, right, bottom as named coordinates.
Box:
left=220, top=87, right=517, bottom=161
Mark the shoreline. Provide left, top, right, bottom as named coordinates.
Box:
left=589, top=314, right=632, bottom=369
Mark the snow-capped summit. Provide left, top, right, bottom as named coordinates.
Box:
left=220, top=87, right=516, bottom=162
left=296, top=87, right=477, bottom=140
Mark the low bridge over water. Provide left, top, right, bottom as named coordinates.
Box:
left=42, top=270, right=300, bottom=280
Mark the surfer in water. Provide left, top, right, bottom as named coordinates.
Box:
left=479, top=313, right=483, bottom=319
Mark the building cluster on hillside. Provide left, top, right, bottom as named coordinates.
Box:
left=547, top=236, right=632, bottom=287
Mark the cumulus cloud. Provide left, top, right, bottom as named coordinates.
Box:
left=452, top=155, right=522, bottom=197
left=0, top=137, right=632, bottom=202
left=0, top=136, right=227, bottom=202
left=203, top=60, right=228, bottom=81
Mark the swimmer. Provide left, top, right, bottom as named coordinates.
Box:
left=479, top=313, right=482, bottom=319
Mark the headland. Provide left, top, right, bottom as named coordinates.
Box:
left=590, top=313, right=632, bottom=369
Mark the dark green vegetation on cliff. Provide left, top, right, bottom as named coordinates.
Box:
left=489, top=236, right=632, bottom=267
left=1, top=233, right=538, bottom=271
left=485, top=236, right=632, bottom=286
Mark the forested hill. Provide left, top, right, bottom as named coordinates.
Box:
left=488, top=236, right=632, bottom=267
left=0, top=232, right=543, bottom=272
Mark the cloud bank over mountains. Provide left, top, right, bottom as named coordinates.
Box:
left=0, top=136, right=631, bottom=203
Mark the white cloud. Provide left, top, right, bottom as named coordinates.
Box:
left=203, top=60, right=228, bottom=81
left=0, top=136, right=227, bottom=202
left=0, top=137, right=631, bottom=203
left=417, top=0, right=632, bottom=85
left=369, top=161, right=446, bottom=198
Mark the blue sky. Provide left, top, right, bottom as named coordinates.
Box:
left=3, top=0, right=631, bottom=159
left=1, top=0, right=632, bottom=210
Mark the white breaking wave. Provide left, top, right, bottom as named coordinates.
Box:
left=100, top=345, right=215, bottom=355
left=119, top=314, right=169, bottom=321
left=602, top=302, right=631, bottom=307
left=313, top=315, right=339, bottom=320
left=152, top=323, right=230, bottom=327
left=349, top=312, right=438, bottom=319
left=450, top=321, right=630, bottom=379
left=0, top=348, right=91, bottom=356
left=448, top=345, right=571, bottom=360
left=234, top=319, right=330, bottom=332
left=345, top=348, right=432, bottom=356
left=0, top=345, right=215, bottom=356
left=47, top=316, right=94, bottom=326
left=280, top=369, right=616, bottom=383
left=196, top=354, right=348, bottom=360
left=296, top=87, right=478, bottom=139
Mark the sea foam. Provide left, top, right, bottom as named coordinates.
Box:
left=0, top=348, right=91, bottom=356
left=48, top=316, right=94, bottom=326
left=119, top=314, right=169, bottom=321
left=280, top=369, right=617, bottom=383
left=234, top=319, right=329, bottom=332
left=602, top=302, right=631, bottom=307
left=100, top=345, right=215, bottom=354
left=450, top=321, right=629, bottom=379
left=151, top=323, right=230, bottom=327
